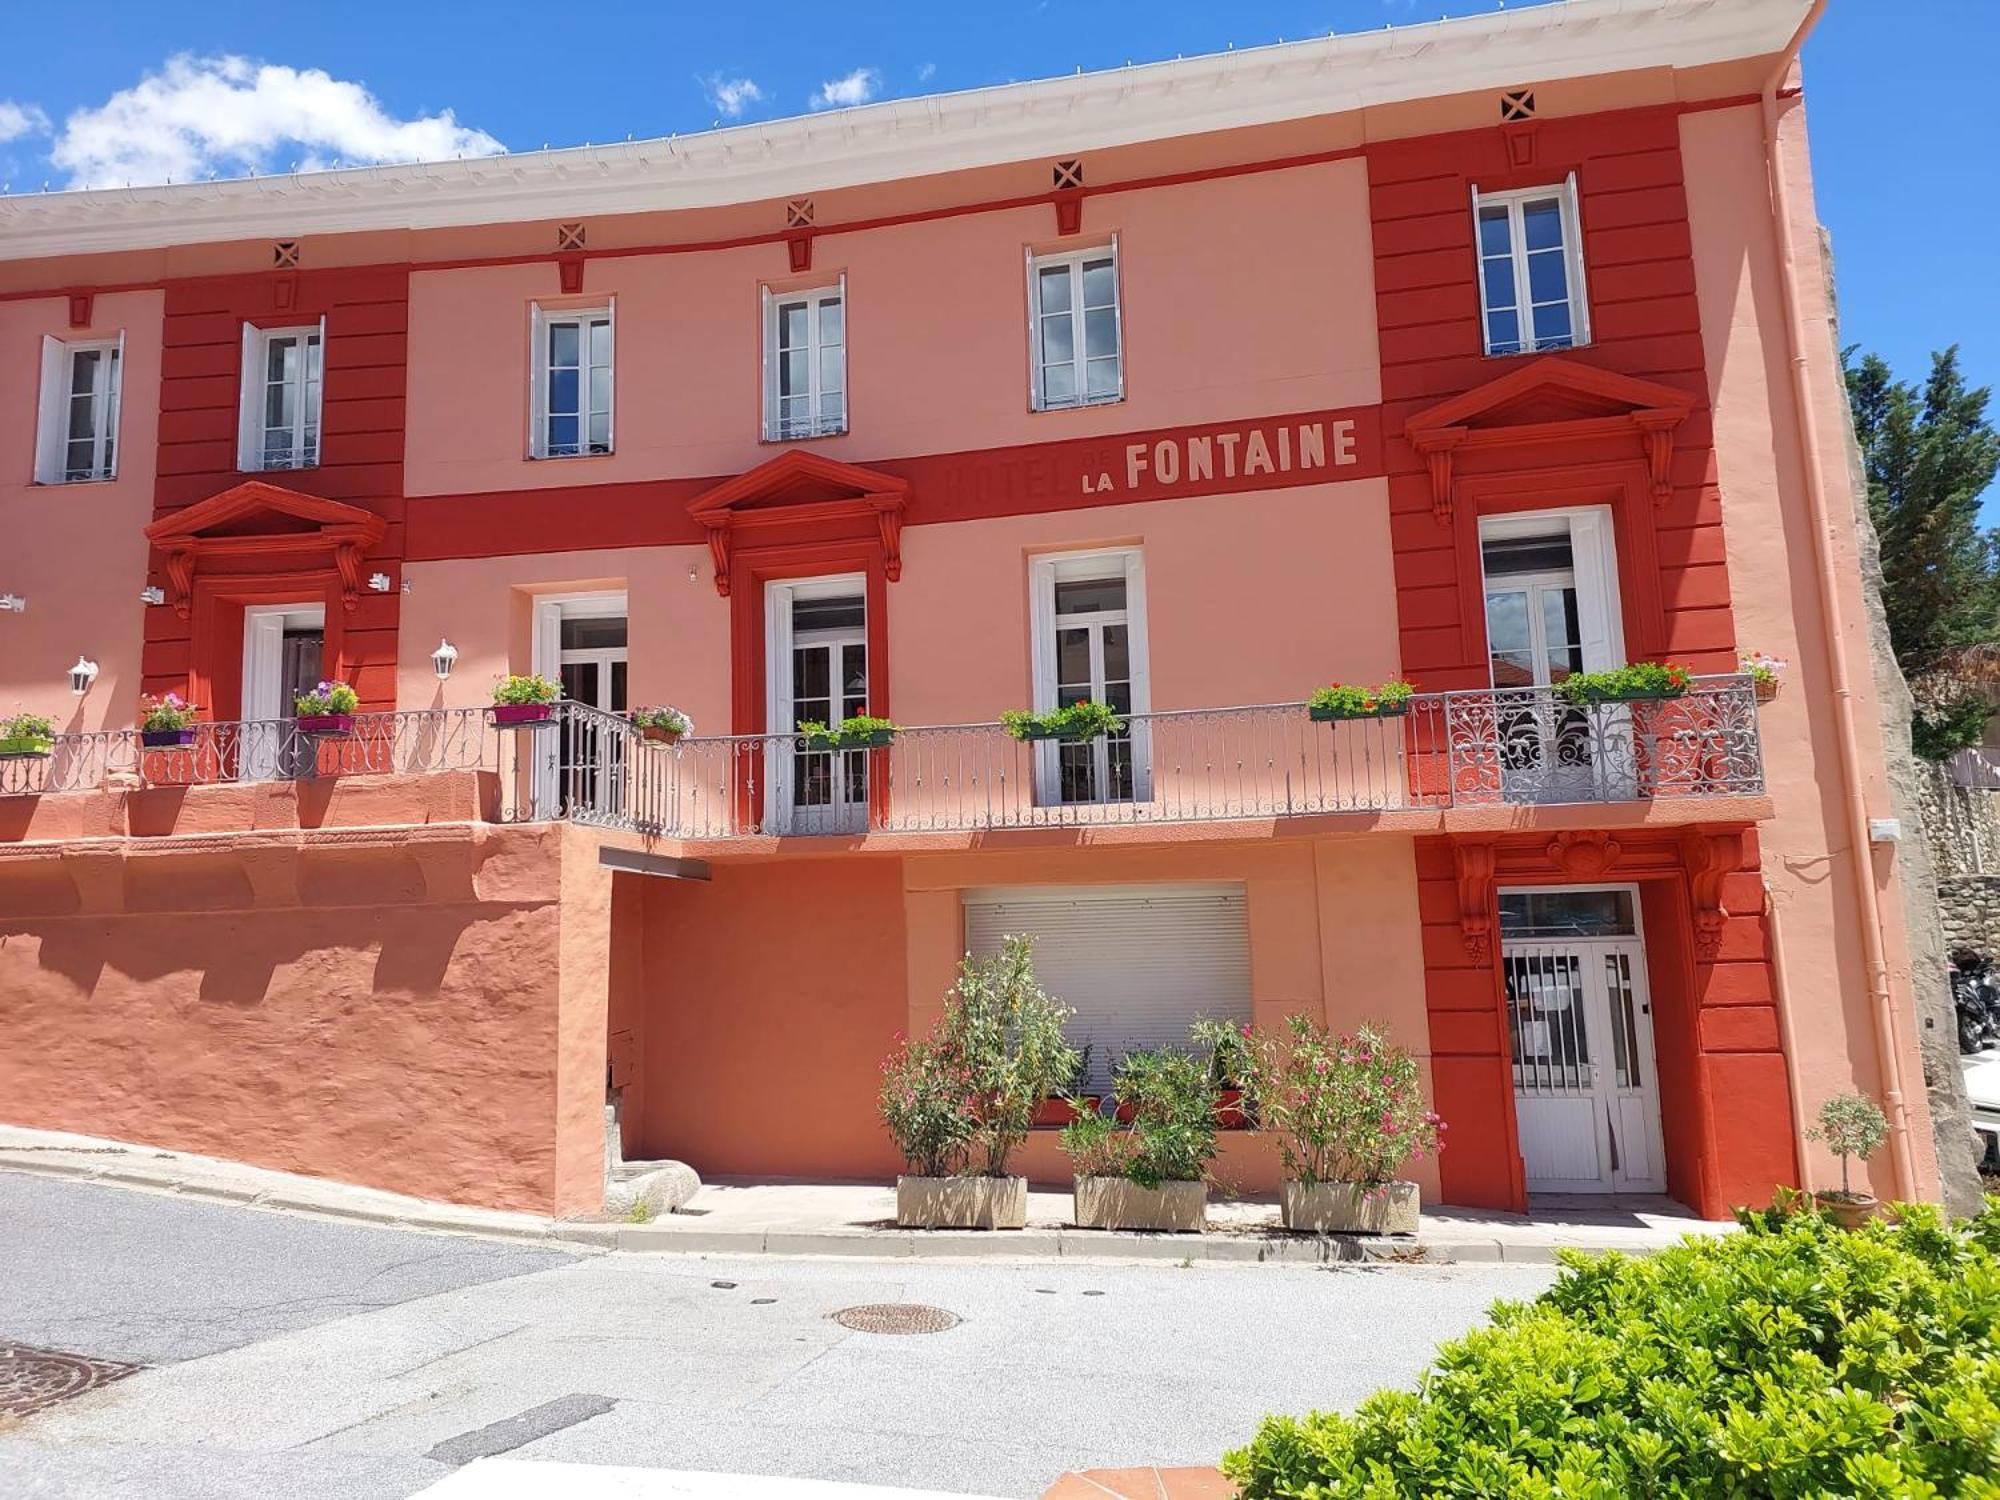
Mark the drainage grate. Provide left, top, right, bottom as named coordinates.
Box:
left=0, top=1345, right=140, bottom=1418
left=830, top=1303, right=961, bottom=1335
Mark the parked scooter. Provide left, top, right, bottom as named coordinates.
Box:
left=1951, top=949, right=2000, bottom=1173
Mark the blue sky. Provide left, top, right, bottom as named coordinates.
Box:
left=1, top=0, right=1992, bottom=511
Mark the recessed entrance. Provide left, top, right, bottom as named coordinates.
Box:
left=241, top=602, right=325, bottom=780
left=766, top=576, right=869, bottom=835
left=1499, top=885, right=1665, bottom=1194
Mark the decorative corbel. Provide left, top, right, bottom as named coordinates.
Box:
left=1547, top=830, right=1623, bottom=881
left=558, top=255, right=586, bottom=295
left=1052, top=159, right=1085, bottom=236
left=67, top=292, right=94, bottom=329
left=705, top=524, right=731, bottom=598
left=1631, top=409, right=1686, bottom=504
left=1501, top=122, right=1539, bottom=169
left=1682, top=828, right=1744, bottom=960
left=785, top=199, right=815, bottom=275
left=165, top=546, right=196, bottom=618
left=1452, top=839, right=1499, bottom=963
left=1409, top=426, right=1468, bottom=525
left=333, top=541, right=365, bottom=612
left=873, top=498, right=904, bottom=584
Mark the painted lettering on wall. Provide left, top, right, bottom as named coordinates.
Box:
left=1086, top=419, right=1358, bottom=496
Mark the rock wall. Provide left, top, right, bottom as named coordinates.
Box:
left=1919, top=763, right=2000, bottom=954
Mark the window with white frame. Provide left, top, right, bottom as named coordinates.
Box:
left=762, top=281, right=846, bottom=440
left=238, top=322, right=324, bottom=471
left=1473, top=177, right=1591, bottom=357
left=1030, top=548, right=1151, bottom=805
left=530, top=303, right=613, bottom=458
left=1028, top=240, right=1123, bottom=411
left=34, top=335, right=123, bottom=483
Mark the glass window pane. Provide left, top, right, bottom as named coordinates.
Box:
left=1104, top=679, right=1133, bottom=714
left=266, top=383, right=295, bottom=428
left=1037, top=265, right=1072, bottom=314
left=304, top=335, right=322, bottom=379
left=1484, top=589, right=1531, bottom=652
left=548, top=321, right=580, bottom=367
left=1056, top=626, right=1092, bottom=686
left=1527, top=248, right=1569, bottom=305
left=1084, top=306, right=1117, bottom=360
left=1081, top=259, right=1115, bottom=308
left=1541, top=588, right=1579, bottom=655
left=547, top=413, right=579, bottom=453
left=1482, top=258, right=1518, bottom=311
left=1522, top=198, right=1565, bottom=253
left=588, top=319, right=611, bottom=364
left=549, top=367, right=579, bottom=416
left=560, top=615, right=628, bottom=650
left=69, top=349, right=100, bottom=399
left=587, top=410, right=610, bottom=450
left=1102, top=623, right=1130, bottom=680
left=66, top=438, right=95, bottom=474
left=791, top=595, right=865, bottom=632
left=1085, top=357, right=1120, bottom=398
left=1478, top=205, right=1513, bottom=256
left=1054, top=577, right=1125, bottom=615
left=794, top=644, right=830, bottom=702
left=1482, top=532, right=1574, bottom=576
left=67, top=394, right=95, bottom=442
left=783, top=350, right=810, bottom=396
left=1498, top=889, right=1636, bottom=938
left=267, top=337, right=295, bottom=383
left=1042, top=361, right=1075, bottom=403
left=1484, top=307, right=1521, bottom=353
left=819, top=297, right=843, bottom=343
left=780, top=302, right=808, bottom=351
left=1532, top=300, right=1573, bottom=348
left=819, top=346, right=843, bottom=393
left=820, top=390, right=845, bottom=425
left=1039, top=312, right=1073, bottom=366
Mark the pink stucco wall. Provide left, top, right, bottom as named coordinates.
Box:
left=0, top=291, right=161, bottom=735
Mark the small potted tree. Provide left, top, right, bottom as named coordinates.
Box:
left=1553, top=662, right=1693, bottom=706
left=1034, top=1042, right=1097, bottom=1128
left=1741, top=652, right=1787, bottom=704
left=139, top=692, right=200, bottom=748
left=1245, top=1016, right=1442, bottom=1235
left=799, top=713, right=899, bottom=750
left=882, top=935, right=1077, bottom=1229
left=1306, top=680, right=1415, bottom=723
left=294, top=680, right=359, bottom=736
left=1193, top=1019, right=1256, bottom=1130
left=631, top=705, right=692, bottom=746
left=491, top=673, right=560, bottom=727
left=1062, top=1041, right=1219, bottom=1233
left=1808, top=1091, right=1888, bottom=1229
left=1001, top=700, right=1124, bottom=743
left=0, top=712, right=55, bottom=759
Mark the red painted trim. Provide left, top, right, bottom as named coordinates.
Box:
left=187, top=572, right=351, bottom=722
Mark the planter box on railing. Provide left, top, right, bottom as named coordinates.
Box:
left=141, top=726, right=197, bottom=748
left=1308, top=702, right=1409, bottom=723
left=0, top=737, right=53, bottom=760
left=802, top=728, right=895, bottom=751
left=491, top=702, right=556, bottom=728
left=640, top=725, right=685, bottom=746
left=295, top=713, right=355, bottom=736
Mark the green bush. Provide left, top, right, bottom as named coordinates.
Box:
left=1224, top=1198, right=2000, bottom=1498
left=1913, top=694, right=1991, bottom=762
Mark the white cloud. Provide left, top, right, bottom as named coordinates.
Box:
left=0, top=100, right=50, bottom=143
left=704, top=75, right=764, bottom=119
left=916, top=63, right=937, bottom=83
left=50, top=54, right=505, bottom=189
left=809, top=68, right=881, bottom=111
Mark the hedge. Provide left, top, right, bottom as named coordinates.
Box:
left=1224, top=1198, right=2000, bottom=1498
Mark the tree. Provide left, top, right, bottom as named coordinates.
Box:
left=1845, top=346, right=2000, bottom=675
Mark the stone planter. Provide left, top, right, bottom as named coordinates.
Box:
left=1072, top=1176, right=1207, bottom=1233
left=896, top=1175, right=1027, bottom=1229
left=1815, top=1191, right=1878, bottom=1230
left=1282, top=1180, right=1421, bottom=1235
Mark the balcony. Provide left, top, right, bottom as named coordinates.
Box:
left=0, top=679, right=1765, bottom=843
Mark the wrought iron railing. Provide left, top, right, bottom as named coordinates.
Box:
left=0, top=679, right=1763, bottom=837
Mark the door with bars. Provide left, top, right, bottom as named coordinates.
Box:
left=1501, top=936, right=1664, bottom=1193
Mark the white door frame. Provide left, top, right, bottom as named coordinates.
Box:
left=1500, top=882, right=1667, bottom=1195
left=765, top=573, right=868, bottom=835
left=241, top=602, right=324, bottom=781
left=1028, top=548, right=1153, bottom=807
left=528, top=591, right=627, bottom=813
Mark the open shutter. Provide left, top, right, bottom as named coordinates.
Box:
left=1564, top=170, right=1592, bottom=347
left=963, top=883, right=1251, bottom=1090
left=33, top=336, right=65, bottom=484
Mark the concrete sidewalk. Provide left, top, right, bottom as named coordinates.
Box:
left=0, top=1124, right=1726, bottom=1264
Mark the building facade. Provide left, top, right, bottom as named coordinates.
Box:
left=0, top=0, right=1943, bottom=1219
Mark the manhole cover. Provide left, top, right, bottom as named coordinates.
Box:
left=830, top=1303, right=961, bottom=1335
left=0, top=1345, right=139, bottom=1418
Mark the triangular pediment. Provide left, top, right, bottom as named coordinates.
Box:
left=687, top=449, right=909, bottom=523
left=145, top=480, right=386, bottom=547
left=1406, top=357, right=1694, bottom=440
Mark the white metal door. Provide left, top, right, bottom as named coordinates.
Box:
left=1502, top=936, right=1664, bottom=1193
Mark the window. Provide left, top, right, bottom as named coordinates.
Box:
left=1472, top=176, right=1590, bottom=356
left=1478, top=508, right=1622, bottom=689
left=530, top=304, right=613, bottom=458
left=1027, top=240, right=1122, bottom=410
left=1029, top=548, right=1151, bottom=805
left=237, top=323, right=323, bottom=471
left=34, top=335, right=123, bottom=483
left=762, top=281, right=846, bottom=440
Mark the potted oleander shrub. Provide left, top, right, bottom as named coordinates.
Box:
left=1001, top=700, right=1124, bottom=743
left=1742, top=651, right=1787, bottom=704
left=1306, top=680, right=1415, bottom=723
left=631, top=705, right=692, bottom=745
left=1193, top=1018, right=1256, bottom=1130
left=799, top=713, right=898, bottom=750
left=1034, top=1041, right=1098, bottom=1128
left=491, top=672, right=560, bottom=727
left=139, top=692, right=200, bottom=748
left=1807, top=1090, right=1888, bottom=1229
left=1553, top=661, right=1692, bottom=706
left=1244, top=1016, right=1442, bottom=1235
left=1062, top=1039, right=1220, bottom=1233
left=293, top=679, right=359, bottom=736
left=881, top=935, right=1078, bottom=1229
left=0, top=711, right=55, bottom=759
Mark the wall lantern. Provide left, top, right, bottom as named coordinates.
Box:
left=368, top=572, right=392, bottom=593
left=69, top=656, right=100, bottom=696
left=432, top=639, right=459, bottom=680
left=0, top=593, right=24, bottom=612
left=140, top=586, right=166, bottom=606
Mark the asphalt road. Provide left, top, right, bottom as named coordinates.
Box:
left=0, top=1172, right=1556, bottom=1500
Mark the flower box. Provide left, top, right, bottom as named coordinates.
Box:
left=0, top=737, right=53, bottom=759
left=295, top=713, right=354, bottom=736
left=1553, top=664, right=1692, bottom=707
left=141, top=727, right=197, bottom=748
left=896, top=1175, right=1028, bottom=1229
left=491, top=702, right=555, bottom=727
left=1072, top=1176, right=1207, bottom=1233
left=640, top=724, right=684, bottom=746
left=1308, top=702, right=1409, bottom=723
left=1034, top=1095, right=1100, bottom=1129
left=1282, top=1180, right=1420, bottom=1235
left=1752, top=676, right=1780, bottom=704
left=803, top=727, right=895, bottom=751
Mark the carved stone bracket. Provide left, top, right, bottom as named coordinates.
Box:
left=1452, top=838, right=1499, bottom=963
left=1546, top=829, right=1623, bottom=881
left=873, top=497, right=904, bottom=583
left=1410, top=427, right=1468, bottom=525
left=165, top=546, right=197, bottom=618
left=1632, top=409, right=1685, bottom=502
left=687, top=449, right=912, bottom=600
left=1682, top=827, right=1745, bottom=960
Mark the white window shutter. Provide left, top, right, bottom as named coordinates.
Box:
left=33, top=335, right=65, bottom=483
left=1565, top=170, right=1592, bottom=346
left=759, top=286, right=774, bottom=440
left=236, top=322, right=260, bottom=471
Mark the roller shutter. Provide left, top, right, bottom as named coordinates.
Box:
left=962, top=883, right=1251, bottom=1087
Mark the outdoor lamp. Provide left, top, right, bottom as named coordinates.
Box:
left=432, top=639, right=458, bottom=680
left=69, top=656, right=99, bottom=695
